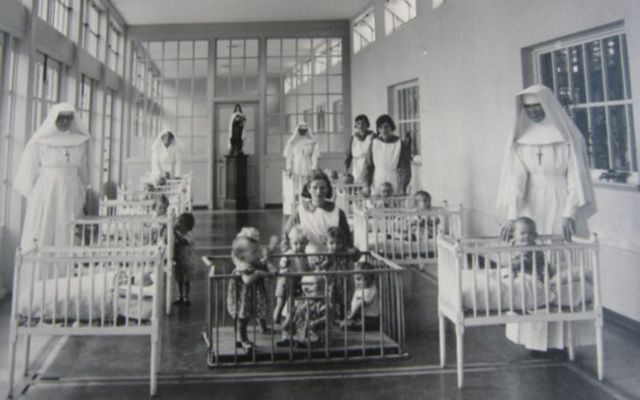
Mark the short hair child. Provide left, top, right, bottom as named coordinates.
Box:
left=173, top=212, right=196, bottom=306
left=510, top=217, right=545, bottom=281
left=273, top=226, right=310, bottom=324
left=227, top=229, right=272, bottom=351
left=153, top=194, right=169, bottom=217
left=414, top=190, right=432, bottom=210
left=341, top=261, right=379, bottom=331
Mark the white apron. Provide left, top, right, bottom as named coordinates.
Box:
left=371, top=139, right=401, bottom=193
left=297, top=202, right=340, bottom=250
left=351, top=135, right=373, bottom=183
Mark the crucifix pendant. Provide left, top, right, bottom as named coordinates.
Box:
left=64, top=148, right=70, bottom=163
left=536, top=147, right=543, bottom=165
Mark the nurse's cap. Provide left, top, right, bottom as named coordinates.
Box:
left=521, top=93, right=540, bottom=105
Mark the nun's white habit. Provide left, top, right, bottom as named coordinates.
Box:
left=150, top=129, right=182, bottom=180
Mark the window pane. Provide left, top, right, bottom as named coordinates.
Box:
left=590, top=107, right=609, bottom=169
left=621, top=35, right=632, bottom=99
left=609, top=105, right=629, bottom=170
left=586, top=40, right=604, bottom=103
left=628, top=106, right=638, bottom=171
left=195, top=40, right=209, bottom=58
left=179, top=41, right=193, bottom=58
left=164, top=41, right=178, bottom=59
left=603, top=36, right=624, bottom=101
left=216, top=40, right=230, bottom=58
left=569, top=46, right=586, bottom=104
left=267, top=39, right=281, bottom=57
left=572, top=108, right=590, bottom=153
left=540, top=50, right=554, bottom=88
left=245, top=39, right=259, bottom=57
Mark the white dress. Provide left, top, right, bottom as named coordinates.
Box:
left=351, top=135, right=373, bottom=183
left=297, top=202, right=340, bottom=250
left=371, top=139, right=401, bottom=193
left=505, top=140, right=591, bottom=351
left=19, top=143, right=88, bottom=252
left=283, top=138, right=318, bottom=215
left=151, top=145, right=181, bottom=179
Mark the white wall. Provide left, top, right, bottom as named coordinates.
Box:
left=351, top=0, right=640, bottom=321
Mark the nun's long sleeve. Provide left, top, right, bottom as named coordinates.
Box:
left=563, top=150, right=580, bottom=219
left=507, top=150, right=529, bottom=220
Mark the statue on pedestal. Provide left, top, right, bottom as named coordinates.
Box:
left=228, top=104, right=246, bottom=156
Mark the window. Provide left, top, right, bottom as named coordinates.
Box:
left=267, top=38, right=344, bottom=154
left=384, top=0, right=417, bottom=35
left=83, top=1, right=102, bottom=59
left=38, top=0, right=72, bottom=36
left=77, top=74, right=93, bottom=134
left=390, top=80, right=420, bottom=155
left=141, top=40, right=209, bottom=156
left=107, top=22, right=122, bottom=73
left=215, top=39, right=259, bottom=96
left=353, top=9, right=375, bottom=54
left=533, top=26, right=636, bottom=173
left=32, top=53, right=62, bottom=132
left=101, top=89, right=114, bottom=193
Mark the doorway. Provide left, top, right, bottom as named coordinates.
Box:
left=213, top=102, right=259, bottom=208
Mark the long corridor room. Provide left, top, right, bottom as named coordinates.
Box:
left=0, top=0, right=639, bottom=399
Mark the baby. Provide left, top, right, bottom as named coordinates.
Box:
left=509, top=217, right=546, bottom=281
left=152, top=194, right=169, bottom=217
left=173, top=213, right=195, bottom=306
left=273, top=226, right=310, bottom=324
left=414, top=190, right=431, bottom=211
left=367, top=182, right=394, bottom=209
left=227, top=228, right=275, bottom=351
left=340, top=262, right=380, bottom=331
left=277, top=274, right=329, bottom=348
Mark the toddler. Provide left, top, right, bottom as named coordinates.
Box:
left=153, top=194, right=169, bottom=217
left=173, top=213, right=195, bottom=306
left=367, top=182, right=394, bottom=209
left=277, top=274, right=329, bottom=348
left=227, top=228, right=274, bottom=351
left=509, top=217, right=545, bottom=281
left=273, top=226, right=310, bottom=324
left=414, top=190, right=431, bottom=211
left=340, top=262, right=380, bottom=331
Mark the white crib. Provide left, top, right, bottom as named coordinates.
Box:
left=436, top=235, right=603, bottom=387
left=71, top=215, right=175, bottom=316
left=7, top=245, right=163, bottom=397
left=118, top=177, right=192, bottom=214
left=354, top=204, right=463, bottom=267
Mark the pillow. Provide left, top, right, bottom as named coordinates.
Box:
left=551, top=280, right=594, bottom=308
left=460, top=269, right=507, bottom=312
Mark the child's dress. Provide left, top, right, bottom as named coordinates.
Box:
left=350, top=284, right=380, bottom=331
left=226, top=258, right=269, bottom=320
left=291, top=297, right=328, bottom=345
left=275, top=252, right=309, bottom=299
left=174, top=230, right=195, bottom=282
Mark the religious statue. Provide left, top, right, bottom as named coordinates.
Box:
left=228, top=104, right=247, bottom=156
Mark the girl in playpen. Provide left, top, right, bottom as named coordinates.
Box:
left=173, top=213, right=196, bottom=306
left=340, top=262, right=379, bottom=331
left=273, top=226, right=310, bottom=324
left=227, top=229, right=277, bottom=351
left=282, top=170, right=351, bottom=252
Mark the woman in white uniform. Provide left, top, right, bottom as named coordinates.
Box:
left=497, top=84, right=597, bottom=351
left=364, top=114, right=412, bottom=195
left=14, top=103, right=90, bottom=252
left=282, top=122, right=320, bottom=215
left=150, top=129, right=182, bottom=180
left=345, top=114, right=374, bottom=183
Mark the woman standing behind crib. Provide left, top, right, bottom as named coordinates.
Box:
left=282, top=170, right=351, bottom=252
left=14, top=103, right=90, bottom=253
left=345, top=115, right=375, bottom=184
left=150, top=129, right=181, bottom=181
left=364, top=115, right=413, bottom=195
left=497, top=84, right=596, bottom=352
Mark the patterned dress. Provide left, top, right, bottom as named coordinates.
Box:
left=226, top=259, right=269, bottom=320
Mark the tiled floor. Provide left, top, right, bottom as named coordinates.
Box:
left=1, top=209, right=639, bottom=399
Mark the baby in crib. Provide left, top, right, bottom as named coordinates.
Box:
left=413, top=190, right=439, bottom=237
left=153, top=194, right=169, bottom=217
left=277, top=274, right=329, bottom=348
left=342, top=173, right=354, bottom=185
left=508, top=217, right=546, bottom=281
left=173, top=213, right=195, bottom=306
left=227, top=228, right=277, bottom=351
left=340, top=262, right=380, bottom=331
left=273, top=226, right=310, bottom=324
left=367, top=182, right=395, bottom=209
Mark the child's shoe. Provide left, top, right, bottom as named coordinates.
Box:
left=173, top=298, right=183, bottom=305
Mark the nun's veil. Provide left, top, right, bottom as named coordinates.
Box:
left=152, top=129, right=178, bottom=153
left=496, top=85, right=596, bottom=234
left=283, top=122, right=315, bottom=161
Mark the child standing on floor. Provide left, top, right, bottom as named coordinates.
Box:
left=173, top=212, right=196, bottom=306
left=227, top=228, right=275, bottom=352
left=273, top=226, right=310, bottom=324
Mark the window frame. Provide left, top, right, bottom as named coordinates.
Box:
left=352, top=9, right=376, bottom=54
left=384, top=0, right=417, bottom=36
left=531, top=24, right=638, bottom=183
left=389, top=79, right=420, bottom=156
left=83, top=0, right=103, bottom=59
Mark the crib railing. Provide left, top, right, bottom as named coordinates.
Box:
left=339, top=194, right=416, bottom=220
left=436, top=234, right=603, bottom=387
left=71, top=215, right=175, bottom=316
left=354, top=204, right=463, bottom=266
left=99, top=197, right=155, bottom=216
left=7, top=245, right=163, bottom=396
left=202, top=252, right=406, bottom=366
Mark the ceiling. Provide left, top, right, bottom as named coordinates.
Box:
left=110, top=0, right=370, bottom=25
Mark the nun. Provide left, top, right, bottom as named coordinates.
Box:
left=150, top=129, right=182, bottom=180
left=14, top=103, right=91, bottom=252
left=282, top=122, right=320, bottom=215
left=497, top=84, right=597, bottom=351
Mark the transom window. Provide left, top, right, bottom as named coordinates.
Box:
left=390, top=80, right=420, bottom=155
left=384, top=0, right=417, bottom=35
left=77, top=74, right=94, bottom=134
left=215, top=39, right=259, bottom=97
left=533, top=26, right=636, bottom=174
left=107, top=23, right=122, bottom=73
left=37, top=0, right=72, bottom=36
left=353, top=9, right=375, bottom=54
